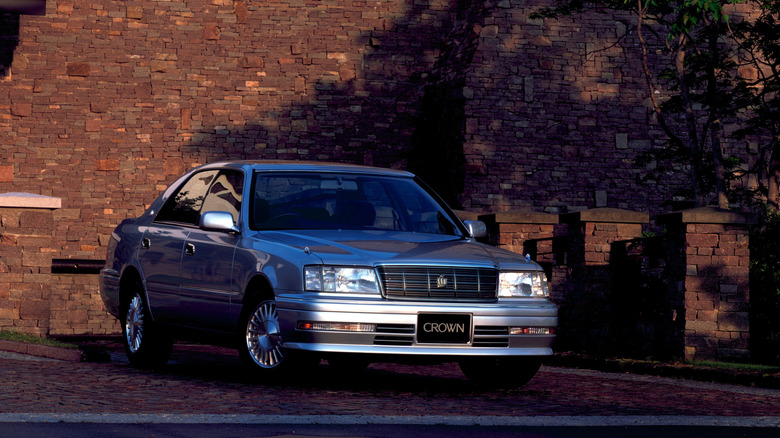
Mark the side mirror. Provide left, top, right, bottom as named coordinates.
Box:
left=200, top=211, right=240, bottom=233
left=463, top=220, right=487, bottom=239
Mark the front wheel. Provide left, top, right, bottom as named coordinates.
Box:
left=239, top=299, right=289, bottom=372
left=121, top=287, right=173, bottom=369
left=458, top=357, right=542, bottom=388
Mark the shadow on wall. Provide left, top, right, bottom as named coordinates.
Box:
left=1, top=0, right=46, bottom=76
left=170, top=0, right=490, bottom=210
left=0, top=12, right=19, bottom=78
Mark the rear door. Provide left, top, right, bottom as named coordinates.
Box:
left=137, top=224, right=188, bottom=323
left=139, top=169, right=219, bottom=324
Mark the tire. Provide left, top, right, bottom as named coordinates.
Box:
left=458, top=357, right=542, bottom=388
left=120, top=282, right=173, bottom=369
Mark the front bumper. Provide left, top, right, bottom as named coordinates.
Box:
left=276, top=293, right=557, bottom=357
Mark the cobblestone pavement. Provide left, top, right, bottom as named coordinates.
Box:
left=1, top=343, right=779, bottom=418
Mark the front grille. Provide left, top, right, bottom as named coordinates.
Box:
left=473, top=326, right=509, bottom=347
left=376, top=265, right=498, bottom=301
left=373, top=325, right=512, bottom=347
left=373, top=323, right=415, bottom=346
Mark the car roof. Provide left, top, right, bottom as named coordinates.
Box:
left=197, top=160, right=416, bottom=177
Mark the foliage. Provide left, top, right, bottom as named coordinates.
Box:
left=750, top=206, right=780, bottom=363
left=0, top=330, right=77, bottom=349
left=731, top=0, right=780, bottom=210
left=534, top=0, right=780, bottom=362
left=688, top=359, right=780, bottom=372
left=532, top=0, right=780, bottom=210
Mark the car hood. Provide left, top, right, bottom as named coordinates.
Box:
left=258, top=230, right=540, bottom=270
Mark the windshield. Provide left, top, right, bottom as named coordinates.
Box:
left=250, top=172, right=465, bottom=236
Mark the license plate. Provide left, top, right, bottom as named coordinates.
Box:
left=417, top=314, right=471, bottom=344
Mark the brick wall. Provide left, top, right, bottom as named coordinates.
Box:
left=0, top=1, right=763, bottom=337
left=49, top=273, right=119, bottom=336
left=1, top=0, right=760, bottom=263
left=495, top=207, right=755, bottom=361
left=556, top=208, right=649, bottom=353
left=0, top=193, right=60, bottom=336
left=659, top=208, right=755, bottom=361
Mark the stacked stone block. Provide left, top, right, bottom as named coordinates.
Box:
left=478, top=210, right=564, bottom=300
left=0, top=193, right=60, bottom=336
left=485, top=206, right=756, bottom=361
left=49, top=273, right=119, bottom=336
left=480, top=210, right=558, bottom=257
left=558, top=208, right=649, bottom=353
left=659, top=207, right=755, bottom=361
left=0, top=1, right=765, bottom=344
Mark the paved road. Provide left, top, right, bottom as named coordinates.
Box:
left=0, top=343, right=778, bottom=431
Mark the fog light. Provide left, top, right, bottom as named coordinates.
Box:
left=509, top=327, right=555, bottom=335
left=297, top=321, right=377, bottom=332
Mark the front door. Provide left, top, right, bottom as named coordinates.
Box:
left=177, top=170, right=245, bottom=331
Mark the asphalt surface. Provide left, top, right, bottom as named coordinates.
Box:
left=0, top=340, right=779, bottom=429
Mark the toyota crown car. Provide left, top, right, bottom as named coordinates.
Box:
left=99, top=161, right=557, bottom=386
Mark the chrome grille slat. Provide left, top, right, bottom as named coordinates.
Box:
left=374, top=335, right=414, bottom=346
left=377, top=266, right=498, bottom=301
left=375, top=324, right=415, bottom=334
left=473, top=326, right=510, bottom=347
left=474, top=326, right=509, bottom=336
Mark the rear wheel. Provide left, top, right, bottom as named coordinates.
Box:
left=120, top=281, right=173, bottom=369
left=458, top=357, right=542, bottom=388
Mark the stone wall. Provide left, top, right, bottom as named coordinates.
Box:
left=0, top=193, right=60, bottom=336
left=659, top=208, right=755, bottom=361
left=1, top=1, right=760, bottom=264
left=0, top=1, right=764, bottom=343
left=0, top=190, right=758, bottom=362
left=490, top=207, right=755, bottom=362
left=49, top=273, right=119, bottom=336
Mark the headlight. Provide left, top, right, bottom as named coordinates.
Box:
left=304, top=266, right=380, bottom=294
left=498, top=271, right=549, bottom=298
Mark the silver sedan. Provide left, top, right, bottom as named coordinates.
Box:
left=99, top=161, right=557, bottom=387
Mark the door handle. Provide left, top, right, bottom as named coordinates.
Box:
left=185, top=243, right=195, bottom=256
left=142, top=238, right=151, bottom=249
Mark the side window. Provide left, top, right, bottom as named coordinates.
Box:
left=155, top=170, right=219, bottom=225
left=201, top=170, right=244, bottom=223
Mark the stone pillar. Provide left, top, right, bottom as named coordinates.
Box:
left=479, top=209, right=559, bottom=261
left=0, top=193, right=61, bottom=337
left=479, top=210, right=563, bottom=304
left=558, top=208, right=649, bottom=353
left=658, top=207, right=756, bottom=362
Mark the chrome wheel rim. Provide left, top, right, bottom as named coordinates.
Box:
left=125, top=294, right=144, bottom=354
left=245, top=301, right=284, bottom=369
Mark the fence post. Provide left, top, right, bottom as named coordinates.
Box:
left=478, top=209, right=560, bottom=294
left=558, top=208, right=649, bottom=353
left=657, top=207, right=756, bottom=362
left=0, top=193, right=61, bottom=337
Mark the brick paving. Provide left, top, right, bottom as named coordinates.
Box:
left=1, top=343, right=778, bottom=418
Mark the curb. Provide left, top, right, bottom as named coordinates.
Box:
left=2, top=338, right=779, bottom=390
left=0, top=340, right=84, bottom=362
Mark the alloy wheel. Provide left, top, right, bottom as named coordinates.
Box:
left=125, top=293, right=145, bottom=354
left=245, top=300, right=285, bottom=369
